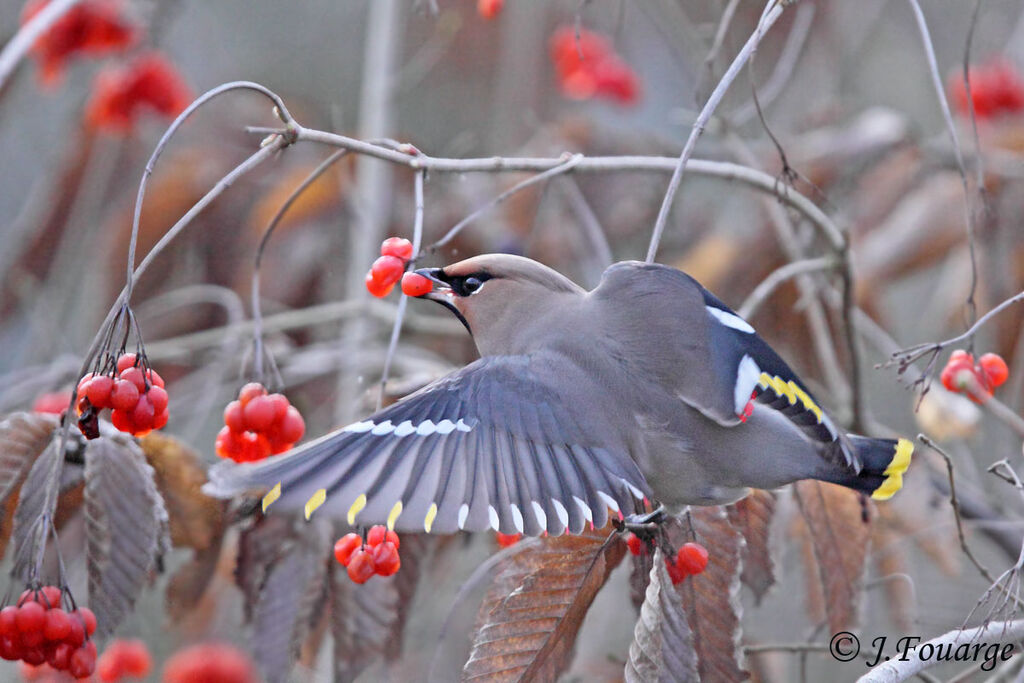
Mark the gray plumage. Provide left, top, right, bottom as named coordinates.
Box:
left=204, top=255, right=912, bottom=535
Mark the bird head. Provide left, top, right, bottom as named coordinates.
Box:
left=411, top=254, right=585, bottom=356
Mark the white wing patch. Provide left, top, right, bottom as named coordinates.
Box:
left=340, top=417, right=475, bottom=437
left=706, top=305, right=755, bottom=333
left=734, top=354, right=762, bottom=415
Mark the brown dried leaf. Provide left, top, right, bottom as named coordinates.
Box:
left=625, top=548, right=699, bottom=683
left=793, top=481, right=871, bottom=633
left=165, top=539, right=225, bottom=620
left=140, top=432, right=228, bottom=552
left=331, top=533, right=435, bottom=682
left=679, top=506, right=748, bottom=682
left=727, top=490, right=777, bottom=604
left=871, top=526, right=915, bottom=632
left=235, top=513, right=293, bottom=622
left=84, top=434, right=170, bottom=638
left=462, top=525, right=626, bottom=683
left=249, top=518, right=332, bottom=683
left=789, top=511, right=825, bottom=623
left=11, top=440, right=62, bottom=580
left=0, top=413, right=58, bottom=508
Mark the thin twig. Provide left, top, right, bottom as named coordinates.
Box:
left=377, top=169, right=425, bottom=410
left=906, top=0, right=979, bottom=329
left=918, top=434, right=998, bottom=587
left=250, top=148, right=350, bottom=382
left=425, top=153, right=583, bottom=254
left=738, top=256, right=838, bottom=319
left=558, top=177, right=614, bottom=274
left=646, top=0, right=788, bottom=263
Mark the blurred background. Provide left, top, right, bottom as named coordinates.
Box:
left=1, top=0, right=1024, bottom=681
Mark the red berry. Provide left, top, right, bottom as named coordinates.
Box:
left=110, top=379, right=140, bottom=411
left=496, top=532, right=521, bottom=548
left=238, top=383, right=266, bottom=407
left=676, top=542, right=709, bottom=576
left=84, top=376, right=114, bottom=408
left=365, top=270, right=395, bottom=298
left=153, top=407, right=169, bottom=430
left=477, top=0, right=503, bottom=19
left=43, top=609, right=71, bottom=642
left=380, top=237, right=413, bottom=261
left=223, top=401, right=245, bottom=433
left=0, top=637, right=18, bottom=661
left=372, top=541, right=401, bottom=577
left=365, top=526, right=400, bottom=548
left=97, top=652, right=122, bottom=681
left=72, top=607, right=96, bottom=636
left=144, top=368, right=164, bottom=389
left=665, top=556, right=686, bottom=585
left=215, top=426, right=241, bottom=459
left=333, top=534, right=362, bottom=567
left=146, top=385, right=169, bottom=414
left=64, top=617, right=85, bottom=648
left=401, top=272, right=433, bottom=297
left=68, top=643, right=96, bottom=678
left=980, top=353, right=1009, bottom=389
left=131, top=394, right=155, bottom=430
left=77, top=373, right=95, bottom=395
left=243, top=395, right=277, bottom=432
left=21, top=645, right=46, bottom=665
left=110, top=408, right=134, bottom=434
left=119, top=366, right=147, bottom=392
left=16, top=602, right=46, bottom=634
left=116, top=353, right=137, bottom=373
left=347, top=548, right=377, bottom=584
left=31, top=391, right=71, bottom=415
left=278, top=406, right=305, bottom=444
left=163, top=643, right=257, bottom=683
left=48, top=642, right=73, bottom=670
left=0, top=607, right=16, bottom=637
left=626, top=533, right=645, bottom=556
left=265, top=394, right=290, bottom=425
left=98, top=638, right=151, bottom=679
left=370, top=255, right=405, bottom=286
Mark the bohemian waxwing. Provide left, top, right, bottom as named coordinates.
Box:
left=204, top=255, right=912, bottom=535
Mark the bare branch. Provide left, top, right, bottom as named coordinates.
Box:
left=646, top=0, right=788, bottom=264
left=738, top=257, right=838, bottom=319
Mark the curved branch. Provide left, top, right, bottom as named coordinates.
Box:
left=0, top=0, right=82, bottom=91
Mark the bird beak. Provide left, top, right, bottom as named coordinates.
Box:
left=412, top=267, right=472, bottom=335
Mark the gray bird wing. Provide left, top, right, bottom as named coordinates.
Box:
left=203, top=354, right=651, bottom=536
left=594, top=261, right=856, bottom=468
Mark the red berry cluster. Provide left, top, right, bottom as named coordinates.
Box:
left=550, top=26, right=640, bottom=105
left=96, top=638, right=151, bottom=682
left=333, top=526, right=402, bottom=584
left=365, top=237, right=414, bottom=298
left=495, top=532, right=521, bottom=548
left=216, top=383, right=305, bottom=463
left=940, top=350, right=1009, bottom=403
left=949, top=59, right=1024, bottom=120
left=0, top=587, right=98, bottom=678
left=76, top=353, right=168, bottom=438
left=162, top=642, right=258, bottom=683
left=626, top=535, right=709, bottom=585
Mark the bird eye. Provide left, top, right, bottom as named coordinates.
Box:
left=462, top=277, right=482, bottom=294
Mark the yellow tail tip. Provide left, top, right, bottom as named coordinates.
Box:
left=871, top=438, right=914, bottom=501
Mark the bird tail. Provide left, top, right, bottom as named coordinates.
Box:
left=830, top=436, right=913, bottom=500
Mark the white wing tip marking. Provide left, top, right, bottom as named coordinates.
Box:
left=455, top=418, right=473, bottom=432
left=416, top=420, right=436, bottom=436
left=436, top=419, right=456, bottom=435
left=621, top=479, right=645, bottom=500
left=343, top=420, right=374, bottom=433
left=552, top=500, right=569, bottom=529
left=572, top=496, right=593, bottom=522
left=597, top=491, right=619, bottom=513
left=370, top=420, right=395, bottom=436
left=509, top=504, right=524, bottom=533
left=707, top=305, right=756, bottom=333
left=458, top=503, right=469, bottom=529
left=487, top=505, right=500, bottom=531
left=393, top=420, right=416, bottom=437
left=531, top=501, right=547, bottom=530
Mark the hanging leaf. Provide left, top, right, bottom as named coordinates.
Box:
left=625, top=548, right=699, bottom=683
left=629, top=547, right=655, bottom=613
left=727, top=490, right=777, bottom=604
left=235, top=513, right=293, bottom=622
left=10, top=439, right=62, bottom=580
left=679, top=506, right=748, bottom=682
left=249, top=518, right=332, bottom=683
left=164, top=537, right=226, bottom=620
left=1, top=412, right=60, bottom=564
left=793, top=481, right=871, bottom=633
left=0, top=412, right=58, bottom=508
left=462, top=525, right=627, bottom=682
left=84, top=433, right=170, bottom=638
left=331, top=532, right=435, bottom=681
